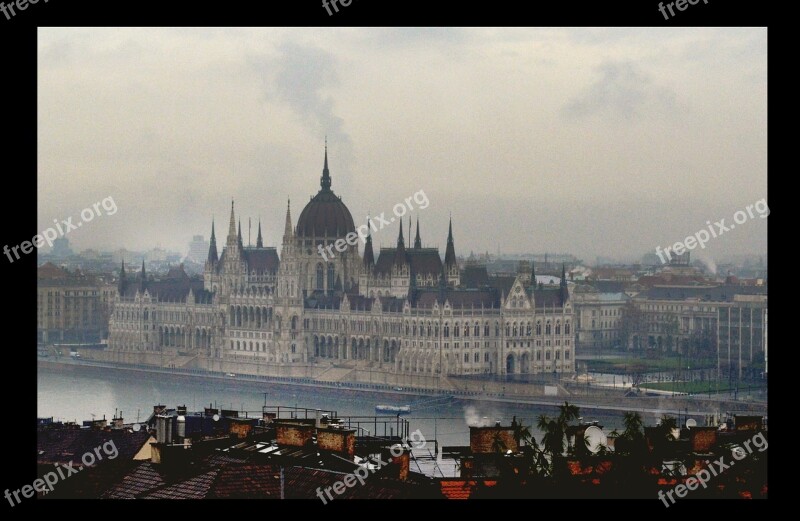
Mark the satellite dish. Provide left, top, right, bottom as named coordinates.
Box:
left=584, top=426, right=608, bottom=454
left=686, top=419, right=697, bottom=428
left=132, top=423, right=141, bottom=432
left=213, top=414, right=220, bottom=422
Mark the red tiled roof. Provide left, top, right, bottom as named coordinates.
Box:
left=439, top=480, right=497, bottom=500
left=208, top=464, right=282, bottom=499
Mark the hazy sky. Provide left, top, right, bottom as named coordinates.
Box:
left=38, top=27, right=767, bottom=263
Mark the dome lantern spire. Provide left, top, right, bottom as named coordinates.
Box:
left=321, top=137, right=331, bottom=192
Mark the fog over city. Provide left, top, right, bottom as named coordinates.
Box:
left=38, top=27, right=767, bottom=261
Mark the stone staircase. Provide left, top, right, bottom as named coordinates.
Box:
left=315, top=364, right=357, bottom=382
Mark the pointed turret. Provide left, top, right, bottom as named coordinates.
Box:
left=283, top=199, right=293, bottom=241
left=414, top=218, right=421, bottom=249
left=560, top=263, right=569, bottom=304
left=139, top=259, right=147, bottom=293
left=207, top=219, right=218, bottom=264
left=227, top=200, right=237, bottom=246
left=395, top=217, right=406, bottom=266
left=118, top=260, right=127, bottom=295
left=363, top=219, right=375, bottom=269
left=320, top=138, right=332, bottom=192
left=237, top=219, right=243, bottom=248
left=530, top=260, right=536, bottom=286
left=444, top=216, right=457, bottom=267
left=256, top=219, right=263, bottom=248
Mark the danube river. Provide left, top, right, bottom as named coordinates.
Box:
left=38, top=364, right=641, bottom=448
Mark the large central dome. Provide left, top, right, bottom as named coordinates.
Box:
left=296, top=146, right=356, bottom=238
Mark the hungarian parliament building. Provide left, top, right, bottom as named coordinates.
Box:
left=108, top=147, right=576, bottom=378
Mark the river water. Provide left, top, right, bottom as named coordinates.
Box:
left=38, top=365, right=637, bottom=448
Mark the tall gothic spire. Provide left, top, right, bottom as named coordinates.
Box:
left=395, top=217, right=406, bottom=266
left=139, top=259, right=147, bottom=293
left=256, top=219, right=263, bottom=248
left=363, top=218, right=375, bottom=269
left=208, top=219, right=218, bottom=263
left=283, top=199, right=293, bottom=239
left=227, top=199, right=237, bottom=245
left=414, top=218, right=421, bottom=249
left=444, top=216, right=457, bottom=267
left=321, top=138, right=332, bottom=192
left=118, top=260, right=127, bottom=294
left=397, top=217, right=405, bottom=247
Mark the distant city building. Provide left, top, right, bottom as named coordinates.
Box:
left=37, top=262, right=117, bottom=343
left=51, top=237, right=73, bottom=258
left=572, top=285, right=629, bottom=350
left=108, top=146, right=576, bottom=379
left=187, top=235, right=209, bottom=263
left=627, top=284, right=767, bottom=378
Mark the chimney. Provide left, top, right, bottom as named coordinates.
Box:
left=112, top=410, right=124, bottom=430
left=390, top=447, right=411, bottom=481
left=155, top=414, right=173, bottom=444
left=177, top=414, right=186, bottom=441
left=275, top=421, right=315, bottom=448
left=317, top=426, right=356, bottom=458
left=469, top=424, right=518, bottom=454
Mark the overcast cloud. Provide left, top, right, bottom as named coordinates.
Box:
left=38, top=27, right=767, bottom=263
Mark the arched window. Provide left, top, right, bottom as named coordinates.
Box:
left=454, top=323, right=460, bottom=337
left=546, top=322, right=552, bottom=335
left=556, top=322, right=561, bottom=335
left=464, top=323, right=469, bottom=337
left=565, top=322, right=571, bottom=335
left=316, top=263, right=324, bottom=290
left=444, top=323, right=450, bottom=337
left=327, top=264, right=335, bottom=290
left=474, top=323, right=480, bottom=337
left=484, top=323, right=490, bottom=336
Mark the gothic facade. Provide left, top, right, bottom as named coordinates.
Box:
left=108, top=147, right=576, bottom=376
